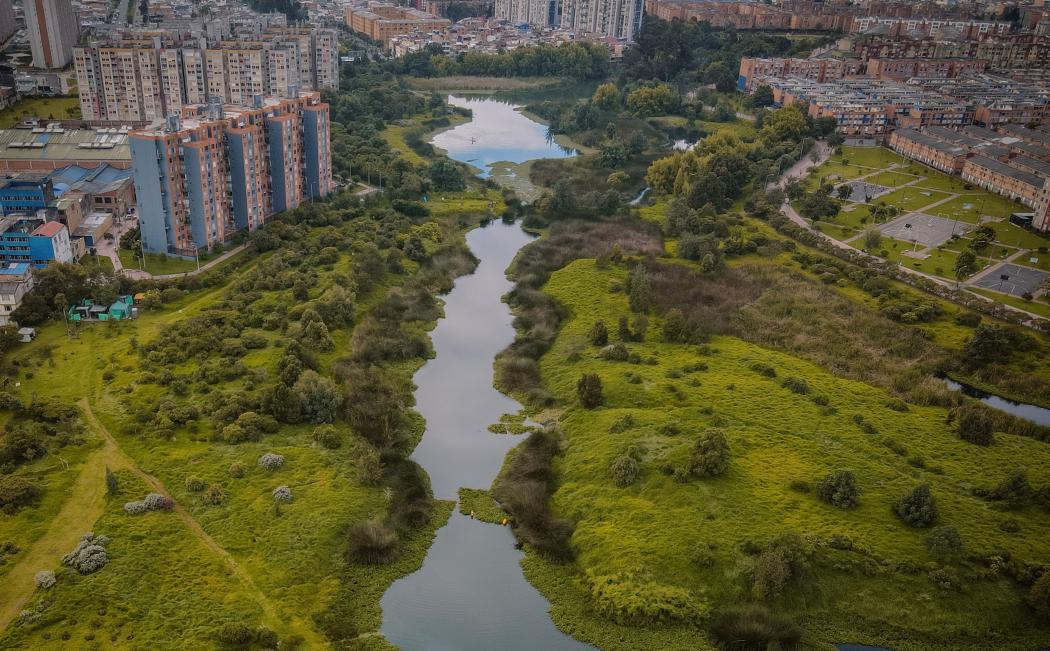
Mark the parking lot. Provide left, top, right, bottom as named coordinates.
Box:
left=970, top=263, right=1049, bottom=297
left=879, top=213, right=971, bottom=248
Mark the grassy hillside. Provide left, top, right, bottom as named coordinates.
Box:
left=514, top=257, right=1050, bottom=650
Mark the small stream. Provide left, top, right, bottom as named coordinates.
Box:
left=942, top=377, right=1050, bottom=426
left=380, top=101, right=593, bottom=650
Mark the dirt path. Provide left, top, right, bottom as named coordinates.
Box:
left=0, top=401, right=327, bottom=648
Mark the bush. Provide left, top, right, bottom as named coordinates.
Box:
left=185, top=476, right=205, bottom=492
left=584, top=571, right=709, bottom=626
left=749, top=362, right=776, bottom=378
left=589, top=321, right=609, bottom=346
left=312, top=424, right=342, bottom=450
left=781, top=377, right=810, bottom=395
left=123, top=501, right=147, bottom=515
left=752, top=531, right=811, bottom=600
left=710, top=605, right=801, bottom=651
left=356, top=445, right=383, bottom=485
left=34, top=570, right=56, bottom=589
left=202, top=485, right=226, bottom=506
left=577, top=373, right=604, bottom=409
left=272, top=485, right=293, bottom=503
left=143, top=492, right=173, bottom=511
left=218, top=622, right=254, bottom=645
left=896, top=484, right=938, bottom=528
left=61, top=532, right=109, bottom=574
left=924, top=526, right=962, bottom=560
left=105, top=467, right=118, bottom=495
left=1028, top=570, right=1050, bottom=620
left=0, top=476, right=41, bottom=513
left=815, top=469, right=860, bottom=509
left=989, top=468, right=1034, bottom=509
left=691, top=428, right=730, bottom=477
left=957, top=405, right=995, bottom=446
left=599, top=343, right=628, bottom=361
left=609, top=455, right=640, bottom=487
left=258, top=453, right=285, bottom=471
left=229, top=462, right=247, bottom=479
left=347, top=520, right=399, bottom=565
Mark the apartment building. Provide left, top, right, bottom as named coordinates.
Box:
left=0, top=263, right=35, bottom=326
left=962, top=155, right=1046, bottom=206
left=75, top=28, right=340, bottom=123
left=864, top=58, right=987, bottom=81
left=888, top=127, right=970, bottom=173
left=494, top=0, right=558, bottom=26
left=129, top=92, right=332, bottom=256
left=345, top=3, right=450, bottom=44
left=0, top=216, right=73, bottom=267
left=738, top=57, right=864, bottom=92
left=25, top=0, right=80, bottom=69
left=559, top=0, right=644, bottom=40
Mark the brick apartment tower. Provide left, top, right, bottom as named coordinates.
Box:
left=25, top=0, right=79, bottom=69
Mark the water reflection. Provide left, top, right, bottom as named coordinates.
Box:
left=431, top=96, right=577, bottom=177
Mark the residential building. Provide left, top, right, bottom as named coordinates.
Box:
left=346, top=3, right=450, bottom=44
left=0, top=263, right=35, bottom=326
left=25, top=0, right=80, bottom=69
left=130, top=92, right=332, bottom=256
left=888, top=127, right=969, bottom=174
left=74, top=28, right=340, bottom=123
left=0, top=215, right=73, bottom=267
left=494, top=0, right=558, bottom=27
left=559, top=0, right=644, bottom=39
left=0, top=174, right=55, bottom=215
left=0, top=0, right=17, bottom=44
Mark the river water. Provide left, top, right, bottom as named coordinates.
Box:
left=380, top=101, right=593, bottom=650
left=942, top=377, right=1050, bottom=426
left=431, top=96, right=577, bottom=178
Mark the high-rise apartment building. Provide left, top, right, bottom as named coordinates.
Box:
left=494, top=0, right=559, bottom=26
left=559, top=0, right=643, bottom=39
left=25, top=0, right=80, bottom=69
left=129, top=92, right=332, bottom=256
left=0, top=0, right=17, bottom=44
left=75, top=28, right=340, bottom=123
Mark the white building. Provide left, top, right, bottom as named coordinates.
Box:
left=25, top=0, right=80, bottom=69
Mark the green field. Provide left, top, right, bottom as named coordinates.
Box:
left=0, top=97, right=80, bottom=128
left=117, top=250, right=206, bottom=275
left=871, top=186, right=951, bottom=213
left=520, top=258, right=1050, bottom=650
left=927, top=195, right=1027, bottom=223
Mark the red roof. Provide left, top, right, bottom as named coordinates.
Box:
left=32, top=221, right=65, bottom=238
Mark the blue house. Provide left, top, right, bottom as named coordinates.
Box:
left=0, top=174, right=55, bottom=215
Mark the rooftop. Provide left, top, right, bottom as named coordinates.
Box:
left=32, top=221, right=65, bottom=238
left=966, top=155, right=1044, bottom=188
left=0, top=127, right=131, bottom=162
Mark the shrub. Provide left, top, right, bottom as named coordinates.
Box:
left=347, top=520, right=399, bottom=565
left=34, top=570, right=56, bottom=589
left=956, top=404, right=995, bottom=446
left=1028, top=570, right=1050, bottom=619
left=752, top=531, right=811, bottom=600
left=989, top=468, right=1034, bottom=509
left=312, top=424, right=342, bottom=450
left=780, top=377, right=809, bottom=395
left=896, top=484, right=938, bottom=528
left=221, top=423, right=249, bottom=444
left=599, top=343, right=628, bottom=361
left=924, top=526, right=962, bottom=560
left=123, top=501, right=147, bottom=515
left=815, top=469, right=860, bottom=509
left=999, top=518, right=1021, bottom=533
left=710, top=605, right=801, bottom=651
left=788, top=479, right=810, bottom=493
left=202, top=485, right=226, bottom=506
left=143, top=492, right=173, bottom=511
left=577, top=373, right=604, bottom=409
left=589, top=321, right=609, bottom=346
left=258, top=453, right=285, bottom=471
left=229, top=462, right=247, bottom=479
left=272, top=485, right=293, bottom=503
left=584, top=571, right=709, bottom=626
left=0, top=476, right=41, bottom=513
left=184, top=476, right=205, bottom=492
left=608, top=414, right=635, bottom=433
left=749, top=362, right=776, bottom=378
left=61, top=533, right=109, bottom=574
left=609, top=455, right=640, bottom=487
left=218, top=622, right=254, bottom=645
left=105, top=467, right=118, bottom=495
left=356, top=445, right=383, bottom=485
left=691, top=428, right=730, bottom=477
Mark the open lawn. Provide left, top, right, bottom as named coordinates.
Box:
left=879, top=239, right=972, bottom=279
left=117, top=250, right=205, bottom=275
left=871, top=186, right=952, bottom=213
left=837, top=146, right=907, bottom=169
left=523, top=258, right=1050, bottom=651
left=0, top=97, right=80, bottom=128
left=927, top=195, right=1027, bottom=223
left=864, top=170, right=919, bottom=188
left=969, top=287, right=1050, bottom=319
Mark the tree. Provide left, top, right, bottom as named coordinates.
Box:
left=956, top=405, right=994, bottom=446
left=990, top=468, right=1034, bottom=509
left=428, top=158, right=466, bottom=191
left=816, top=469, right=860, bottom=509
left=691, top=428, right=730, bottom=477
left=924, top=526, right=962, bottom=560
left=626, top=84, right=675, bottom=117
left=105, top=467, right=118, bottom=496
left=962, top=324, right=1011, bottom=368
left=609, top=455, right=640, bottom=487
left=750, top=85, right=774, bottom=108
left=1027, top=569, right=1050, bottom=620
left=592, top=82, right=620, bottom=111
left=896, top=484, right=938, bottom=528
left=293, top=370, right=342, bottom=424
left=589, top=320, right=609, bottom=346
left=577, top=373, right=604, bottom=409
left=836, top=184, right=853, bottom=201
left=628, top=265, right=651, bottom=313
left=954, top=249, right=979, bottom=280
left=662, top=308, right=690, bottom=343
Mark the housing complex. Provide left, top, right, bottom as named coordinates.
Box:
left=346, top=3, right=451, bottom=44
left=889, top=124, right=1050, bottom=231
left=491, top=0, right=643, bottom=39
left=74, top=26, right=339, bottom=123
left=129, top=92, right=332, bottom=257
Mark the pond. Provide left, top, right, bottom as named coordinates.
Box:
left=379, top=221, right=592, bottom=651
left=431, top=96, right=577, bottom=179
left=942, top=377, right=1050, bottom=426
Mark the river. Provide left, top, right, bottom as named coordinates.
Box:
left=942, top=377, right=1050, bottom=426
left=379, top=101, right=593, bottom=650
